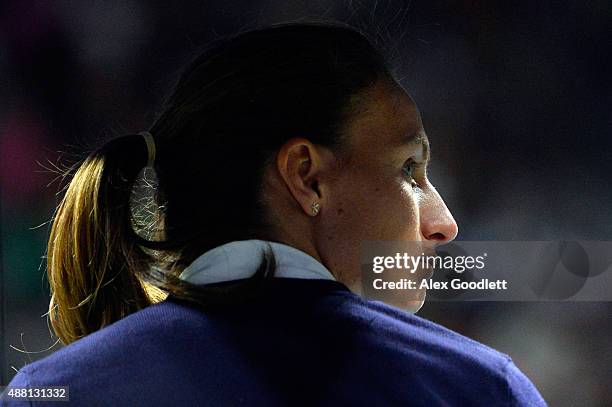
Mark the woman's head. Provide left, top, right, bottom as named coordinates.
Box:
left=268, top=76, right=458, bottom=312
left=149, top=22, right=390, bottom=257
left=48, top=22, right=456, bottom=343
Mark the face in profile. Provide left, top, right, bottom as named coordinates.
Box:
left=314, top=78, right=458, bottom=312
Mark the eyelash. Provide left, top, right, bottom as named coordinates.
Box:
left=402, top=160, right=423, bottom=188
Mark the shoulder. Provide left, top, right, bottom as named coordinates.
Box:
left=3, top=300, right=207, bottom=405
left=2, top=367, right=33, bottom=407
left=324, top=292, right=547, bottom=405
left=327, top=291, right=509, bottom=365
left=503, top=358, right=548, bottom=405
left=6, top=300, right=193, bottom=383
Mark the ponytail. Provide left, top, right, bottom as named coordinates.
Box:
left=47, top=133, right=275, bottom=345
left=47, top=135, right=158, bottom=344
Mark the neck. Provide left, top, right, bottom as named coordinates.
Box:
left=256, top=223, right=323, bottom=270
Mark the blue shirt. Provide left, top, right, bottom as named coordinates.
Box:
left=2, top=240, right=546, bottom=406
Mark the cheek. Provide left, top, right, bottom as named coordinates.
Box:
left=324, top=170, right=421, bottom=241
left=316, top=170, right=421, bottom=286
left=379, top=179, right=422, bottom=239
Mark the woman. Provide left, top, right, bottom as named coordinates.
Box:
left=4, top=23, right=545, bottom=406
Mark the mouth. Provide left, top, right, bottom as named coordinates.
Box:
left=420, top=248, right=438, bottom=279
left=422, top=265, right=435, bottom=279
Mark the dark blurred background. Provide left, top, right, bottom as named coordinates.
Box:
left=1, top=1, right=611, bottom=405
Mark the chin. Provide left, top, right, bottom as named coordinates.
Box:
left=402, top=299, right=425, bottom=313
left=385, top=289, right=426, bottom=314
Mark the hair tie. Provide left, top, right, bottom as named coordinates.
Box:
left=138, top=131, right=156, bottom=167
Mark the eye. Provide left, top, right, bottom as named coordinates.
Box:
left=402, top=160, right=420, bottom=188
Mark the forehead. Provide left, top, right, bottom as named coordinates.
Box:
left=342, top=79, right=424, bottom=155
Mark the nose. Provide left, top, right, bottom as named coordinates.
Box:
left=419, top=185, right=458, bottom=244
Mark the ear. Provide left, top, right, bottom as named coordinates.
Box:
left=276, top=137, right=330, bottom=217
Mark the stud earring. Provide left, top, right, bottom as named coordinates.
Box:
left=310, top=202, right=321, bottom=216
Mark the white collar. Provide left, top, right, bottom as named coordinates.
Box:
left=178, top=239, right=336, bottom=285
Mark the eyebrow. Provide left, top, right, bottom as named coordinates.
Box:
left=401, top=129, right=430, bottom=163
left=401, top=125, right=426, bottom=144
left=401, top=128, right=421, bottom=145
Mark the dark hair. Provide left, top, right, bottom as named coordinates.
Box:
left=47, top=22, right=392, bottom=343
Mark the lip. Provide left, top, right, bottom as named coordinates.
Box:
left=423, top=249, right=437, bottom=257
left=421, top=248, right=437, bottom=278
left=423, top=265, right=435, bottom=279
